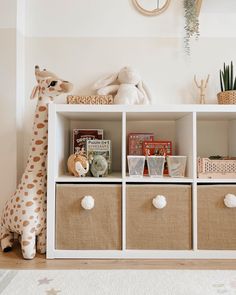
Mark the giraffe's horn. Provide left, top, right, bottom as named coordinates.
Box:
left=35, top=65, right=40, bottom=74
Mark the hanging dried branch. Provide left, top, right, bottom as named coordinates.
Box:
left=184, top=0, right=200, bottom=55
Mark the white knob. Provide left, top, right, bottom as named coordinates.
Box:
left=152, top=195, right=167, bottom=209
left=81, top=196, right=95, bottom=210
left=224, top=193, right=236, bottom=208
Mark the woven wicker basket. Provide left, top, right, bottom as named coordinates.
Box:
left=198, top=157, right=236, bottom=179
left=217, top=91, right=236, bottom=104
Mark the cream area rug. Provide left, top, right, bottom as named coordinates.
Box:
left=1, top=270, right=236, bottom=294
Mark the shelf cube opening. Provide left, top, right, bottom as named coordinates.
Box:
left=126, top=112, right=194, bottom=178
left=197, top=112, right=236, bottom=158
left=53, top=111, right=123, bottom=178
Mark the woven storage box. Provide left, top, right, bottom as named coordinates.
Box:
left=198, top=157, right=236, bottom=179
left=56, top=184, right=122, bottom=250
left=198, top=185, right=236, bottom=250
left=217, top=91, right=236, bottom=104
left=126, top=184, right=192, bottom=250
left=67, top=95, right=114, bottom=105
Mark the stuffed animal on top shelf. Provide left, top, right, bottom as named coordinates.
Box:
left=93, top=66, right=152, bottom=105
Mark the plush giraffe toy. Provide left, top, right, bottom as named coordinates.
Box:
left=0, top=66, right=73, bottom=259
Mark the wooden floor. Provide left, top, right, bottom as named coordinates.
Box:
left=1, top=245, right=236, bottom=270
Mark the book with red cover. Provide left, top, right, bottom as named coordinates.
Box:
left=142, top=141, right=172, bottom=175
left=72, top=129, right=103, bottom=154
left=128, top=133, right=154, bottom=155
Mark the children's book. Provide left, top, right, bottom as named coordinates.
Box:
left=86, top=140, right=112, bottom=175
left=128, top=133, right=154, bottom=155
left=72, top=129, right=103, bottom=154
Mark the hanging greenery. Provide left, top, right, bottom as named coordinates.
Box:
left=184, top=0, right=200, bottom=55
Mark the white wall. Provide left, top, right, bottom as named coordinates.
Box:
left=19, top=0, right=236, bottom=170
left=0, top=0, right=16, bottom=28
left=24, top=0, right=236, bottom=38
left=0, top=0, right=17, bottom=211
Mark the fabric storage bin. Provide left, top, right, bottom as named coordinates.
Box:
left=56, top=184, right=122, bottom=250
left=198, top=185, right=236, bottom=250
left=126, top=184, right=192, bottom=250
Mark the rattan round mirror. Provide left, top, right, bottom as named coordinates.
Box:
left=132, top=0, right=171, bottom=16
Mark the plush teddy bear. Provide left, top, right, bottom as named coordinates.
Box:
left=93, top=66, right=152, bottom=105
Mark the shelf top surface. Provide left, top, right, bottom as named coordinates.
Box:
left=51, top=103, right=236, bottom=113
left=55, top=176, right=236, bottom=184
left=50, top=104, right=236, bottom=121
left=197, top=178, right=236, bottom=183
left=56, top=174, right=194, bottom=183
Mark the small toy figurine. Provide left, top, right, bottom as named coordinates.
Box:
left=194, top=74, right=210, bottom=104
left=67, top=152, right=89, bottom=177
left=90, top=155, right=108, bottom=177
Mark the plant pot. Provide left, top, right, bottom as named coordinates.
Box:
left=217, top=91, right=236, bottom=104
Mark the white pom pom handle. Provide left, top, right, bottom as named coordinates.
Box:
left=224, top=193, right=236, bottom=208
left=81, top=195, right=95, bottom=210
left=152, top=195, right=167, bottom=209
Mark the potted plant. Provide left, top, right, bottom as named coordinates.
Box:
left=218, top=61, right=236, bottom=104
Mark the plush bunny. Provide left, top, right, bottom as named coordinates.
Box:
left=93, top=66, right=152, bottom=105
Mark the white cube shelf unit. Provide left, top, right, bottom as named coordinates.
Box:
left=47, top=104, right=236, bottom=259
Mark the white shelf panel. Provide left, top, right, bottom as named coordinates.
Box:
left=56, top=175, right=194, bottom=183
left=197, top=178, right=236, bottom=183
left=125, top=176, right=194, bottom=183
left=126, top=112, right=189, bottom=121
left=197, top=112, right=236, bottom=120
left=56, top=172, right=122, bottom=183
left=53, top=103, right=236, bottom=114
left=47, top=104, right=236, bottom=259
left=48, top=249, right=236, bottom=259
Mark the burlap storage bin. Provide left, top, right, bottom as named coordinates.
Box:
left=126, top=184, right=192, bottom=250
left=56, top=184, right=122, bottom=250
left=198, top=185, right=236, bottom=250
left=217, top=91, right=236, bottom=104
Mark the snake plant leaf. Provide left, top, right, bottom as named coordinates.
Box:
left=220, top=62, right=235, bottom=92
left=220, top=70, right=224, bottom=92
left=226, top=66, right=230, bottom=91
left=228, top=66, right=230, bottom=90
left=223, top=67, right=228, bottom=91
left=234, top=77, right=236, bottom=90
left=231, top=61, right=233, bottom=90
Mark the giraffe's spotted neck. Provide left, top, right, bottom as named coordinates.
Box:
left=26, top=95, right=52, bottom=172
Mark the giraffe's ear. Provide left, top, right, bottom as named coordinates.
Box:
left=30, top=85, right=40, bottom=99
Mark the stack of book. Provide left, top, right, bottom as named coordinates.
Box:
left=72, top=129, right=112, bottom=176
